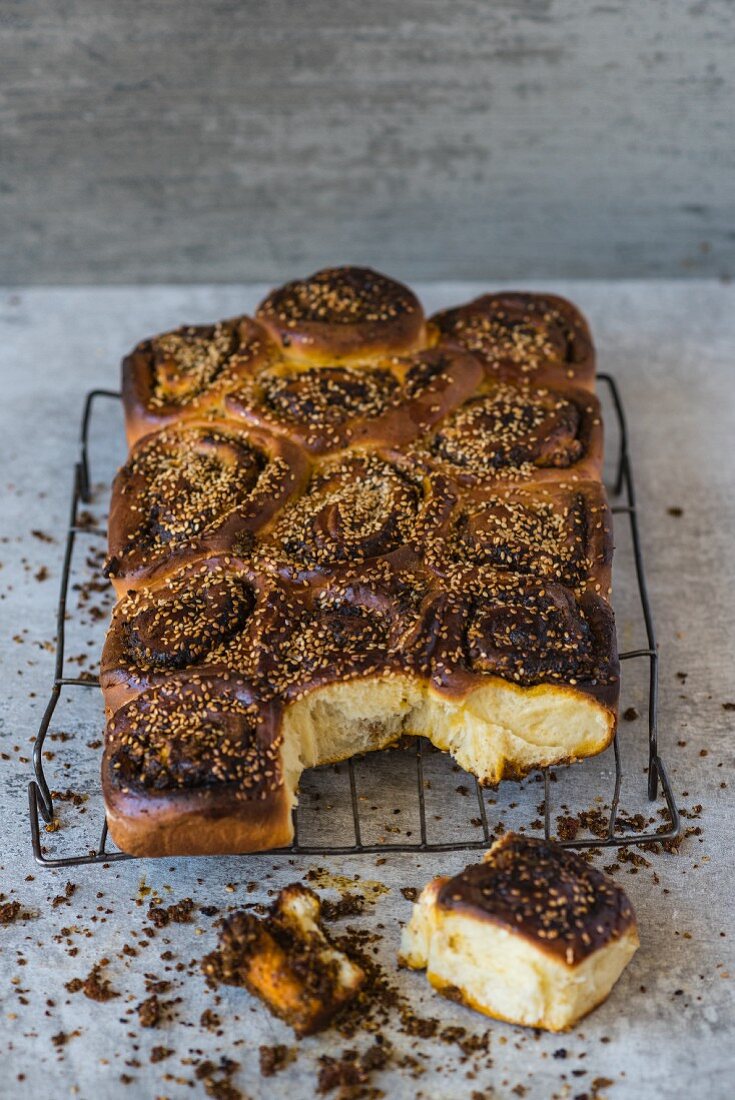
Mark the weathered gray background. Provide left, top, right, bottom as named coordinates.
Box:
left=2, top=1, right=734, bottom=283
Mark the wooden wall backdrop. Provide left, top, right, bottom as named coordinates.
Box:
left=1, top=0, right=733, bottom=283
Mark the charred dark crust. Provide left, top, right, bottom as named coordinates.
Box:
left=103, top=677, right=282, bottom=799
left=437, top=833, right=636, bottom=964
left=201, top=886, right=362, bottom=1035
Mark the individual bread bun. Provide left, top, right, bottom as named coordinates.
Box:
left=431, top=291, right=595, bottom=391
left=224, top=345, right=482, bottom=454
left=201, top=884, right=365, bottom=1035
left=424, top=577, right=619, bottom=784
left=256, top=266, right=427, bottom=363
left=105, top=420, right=308, bottom=595
left=400, top=832, right=639, bottom=1031
left=416, top=381, right=603, bottom=486
left=253, top=449, right=457, bottom=582
left=100, top=554, right=262, bottom=714
left=421, top=479, right=613, bottom=598
left=102, top=677, right=293, bottom=857
left=122, top=316, right=276, bottom=445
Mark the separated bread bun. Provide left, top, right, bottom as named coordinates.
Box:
left=256, top=266, right=427, bottom=362
left=400, top=832, right=639, bottom=1031
left=432, top=291, right=595, bottom=391
left=201, top=884, right=365, bottom=1035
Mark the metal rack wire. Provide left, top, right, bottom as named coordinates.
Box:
left=28, top=374, right=681, bottom=867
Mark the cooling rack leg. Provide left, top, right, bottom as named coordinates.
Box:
left=647, top=650, right=660, bottom=800
left=32, top=684, right=62, bottom=822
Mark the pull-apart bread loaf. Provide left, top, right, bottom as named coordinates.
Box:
left=105, top=268, right=618, bottom=856
left=400, top=833, right=638, bottom=1031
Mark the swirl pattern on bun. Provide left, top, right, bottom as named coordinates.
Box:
left=256, top=266, right=426, bottom=362
left=122, top=316, right=275, bottom=444
left=252, top=559, right=439, bottom=701
left=421, top=481, right=612, bottom=596
left=101, top=555, right=261, bottom=713
left=106, top=421, right=308, bottom=593
left=255, top=450, right=455, bottom=580
left=224, top=346, right=482, bottom=454
left=431, top=578, right=619, bottom=713
left=432, top=292, right=595, bottom=391
left=421, top=382, right=602, bottom=485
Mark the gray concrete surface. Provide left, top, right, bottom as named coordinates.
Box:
left=0, top=280, right=734, bottom=1099
left=2, top=3, right=735, bottom=283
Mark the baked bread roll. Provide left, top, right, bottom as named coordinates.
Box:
left=256, top=265, right=427, bottom=363
left=105, top=420, right=308, bottom=595
left=101, top=268, right=620, bottom=855
left=421, top=479, right=612, bottom=597
left=253, top=450, right=457, bottom=582
left=100, top=554, right=261, bottom=714
left=224, top=345, right=482, bottom=454
left=431, top=291, right=595, bottom=391
left=416, top=380, right=603, bottom=486
left=202, top=884, right=365, bottom=1035
left=400, top=833, right=639, bottom=1031
left=103, top=677, right=291, bottom=856
left=122, top=316, right=276, bottom=445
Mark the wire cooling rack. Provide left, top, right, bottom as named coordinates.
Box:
left=28, top=374, right=680, bottom=867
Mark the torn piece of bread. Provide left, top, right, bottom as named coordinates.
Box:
left=399, top=833, right=639, bottom=1032
left=201, top=884, right=365, bottom=1035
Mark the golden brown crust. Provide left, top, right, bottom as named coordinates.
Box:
left=437, top=833, right=637, bottom=964
left=256, top=266, right=427, bottom=362
left=429, top=578, right=619, bottom=712
left=105, top=419, right=308, bottom=595
left=250, top=557, right=441, bottom=701
left=224, top=345, right=482, bottom=454
left=431, top=291, right=595, bottom=391
left=254, top=450, right=457, bottom=583
left=100, top=554, right=262, bottom=714
left=102, top=269, right=620, bottom=857
left=415, top=381, right=603, bottom=487
left=421, top=479, right=613, bottom=598
left=122, top=316, right=276, bottom=445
